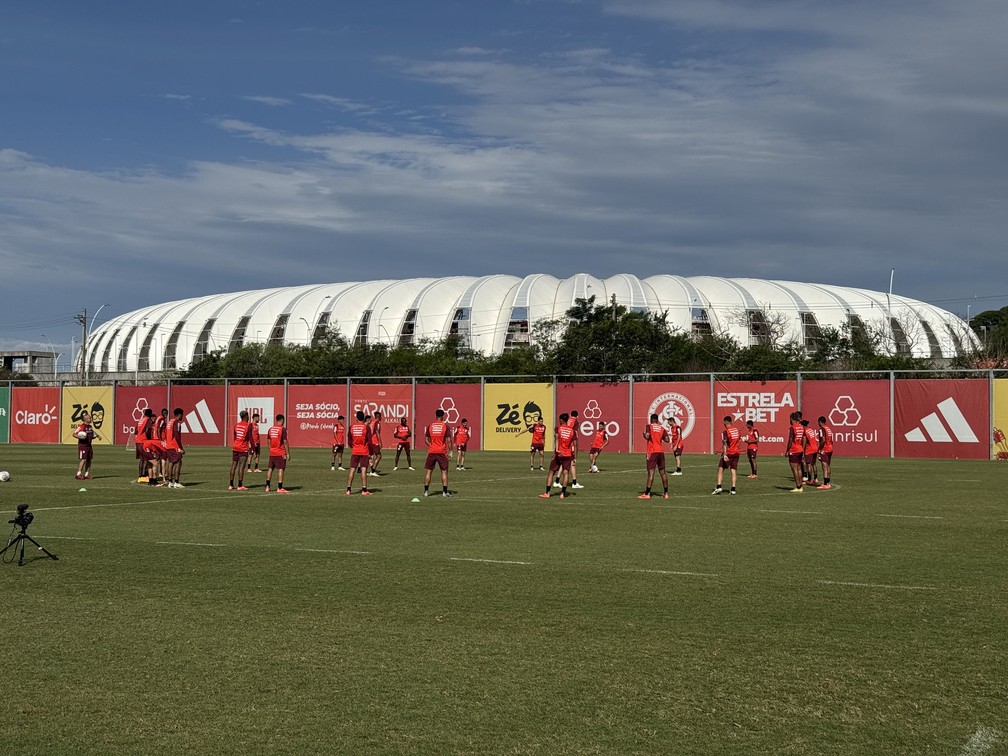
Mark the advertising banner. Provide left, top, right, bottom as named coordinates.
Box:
left=0, top=386, right=8, bottom=443
left=61, top=385, right=114, bottom=444
left=169, top=384, right=226, bottom=446
left=556, top=382, right=631, bottom=454
left=894, top=379, right=989, bottom=460
left=115, top=385, right=169, bottom=445
left=288, top=384, right=349, bottom=447
left=482, top=383, right=554, bottom=452
left=631, top=381, right=711, bottom=454
left=11, top=387, right=60, bottom=444
left=415, top=384, right=482, bottom=451
left=800, top=380, right=890, bottom=458
left=350, top=383, right=413, bottom=448
left=712, top=380, right=798, bottom=452
left=228, top=385, right=285, bottom=440
left=995, top=379, right=1008, bottom=460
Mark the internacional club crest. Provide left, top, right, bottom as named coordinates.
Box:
left=647, top=392, right=696, bottom=438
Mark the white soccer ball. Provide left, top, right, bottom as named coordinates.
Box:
left=76, top=430, right=89, bottom=440
left=590, top=464, right=599, bottom=473
left=0, top=471, right=10, bottom=482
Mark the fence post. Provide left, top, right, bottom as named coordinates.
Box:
left=627, top=375, right=634, bottom=454
left=889, top=371, right=895, bottom=459
left=709, top=373, right=716, bottom=454
left=480, top=376, right=485, bottom=451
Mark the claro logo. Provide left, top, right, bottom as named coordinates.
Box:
left=16, top=404, right=57, bottom=425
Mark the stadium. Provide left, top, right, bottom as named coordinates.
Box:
left=84, top=274, right=978, bottom=373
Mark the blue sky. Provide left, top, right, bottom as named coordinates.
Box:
left=3, top=0, right=1007, bottom=364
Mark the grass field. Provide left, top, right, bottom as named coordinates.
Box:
left=0, top=444, right=1005, bottom=755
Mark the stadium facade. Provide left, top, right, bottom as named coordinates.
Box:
left=84, top=274, right=977, bottom=373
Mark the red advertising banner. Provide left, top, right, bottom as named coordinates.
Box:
left=350, top=383, right=413, bottom=448
left=713, top=380, right=798, bottom=451
left=228, top=385, right=285, bottom=440
left=557, top=382, right=631, bottom=454
left=632, top=382, right=712, bottom=454
left=168, top=384, right=226, bottom=446
left=115, top=385, right=169, bottom=445
left=10, top=387, right=60, bottom=443
left=801, top=380, right=890, bottom=458
left=415, top=384, right=481, bottom=451
left=894, top=379, right=989, bottom=460
left=287, top=384, right=349, bottom=447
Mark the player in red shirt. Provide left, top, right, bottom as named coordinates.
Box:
left=713, top=416, right=741, bottom=495
left=331, top=415, right=346, bottom=471
left=784, top=411, right=807, bottom=492
left=540, top=413, right=576, bottom=499
left=567, top=410, right=584, bottom=489
left=817, top=416, right=834, bottom=489
left=668, top=420, right=684, bottom=475
left=453, top=419, right=471, bottom=470
left=249, top=411, right=263, bottom=473
left=588, top=421, right=608, bottom=472
left=528, top=417, right=547, bottom=471
left=423, top=409, right=453, bottom=497
left=744, top=420, right=759, bottom=478
left=136, top=408, right=160, bottom=485
left=164, top=407, right=186, bottom=488
left=152, top=408, right=169, bottom=485
left=73, top=410, right=101, bottom=480
left=392, top=417, right=414, bottom=470
left=229, top=410, right=252, bottom=491
left=369, top=411, right=383, bottom=477
left=801, top=419, right=820, bottom=486
left=264, top=414, right=290, bottom=494
left=639, top=413, right=670, bottom=499
left=346, top=411, right=373, bottom=495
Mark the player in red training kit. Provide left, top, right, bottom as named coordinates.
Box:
left=668, top=419, right=684, bottom=475
left=264, top=414, right=290, bottom=493
left=74, top=411, right=101, bottom=480
left=540, top=413, right=576, bottom=499
left=817, top=416, right=835, bottom=489
left=744, top=420, right=759, bottom=478
left=784, top=412, right=807, bottom=492
left=639, top=413, right=670, bottom=499
left=346, top=411, right=373, bottom=495
left=164, top=407, right=186, bottom=488
left=393, top=417, right=414, bottom=470
left=588, top=421, right=608, bottom=472
left=712, top=416, right=741, bottom=495
left=331, top=415, right=346, bottom=471
left=801, top=419, right=820, bottom=486
left=528, top=417, right=547, bottom=470
left=229, top=410, right=252, bottom=490
left=423, top=409, right=453, bottom=497
left=453, top=419, right=470, bottom=470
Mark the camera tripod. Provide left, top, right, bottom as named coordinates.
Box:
left=1, top=524, right=59, bottom=567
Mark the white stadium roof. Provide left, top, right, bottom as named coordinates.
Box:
left=85, top=274, right=977, bottom=373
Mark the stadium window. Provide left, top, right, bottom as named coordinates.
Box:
left=398, top=309, right=417, bottom=347
left=268, top=314, right=289, bottom=346
left=229, top=316, right=251, bottom=350
left=919, top=320, right=942, bottom=358
left=801, top=312, right=821, bottom=350
left=355, top=311, right=371, bottom=346
left=100, top=328, right=121, bottom=373
left=193, top=319, right=216, bottom=363
left=890, top=317, right=911, bottom=355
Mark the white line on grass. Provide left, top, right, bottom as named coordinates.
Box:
left=625, top=568, right=719, bottom=578
left=960, top=727, right=1002, bottom=756
left=757, top=509, right=822, bottom=514
left=155, top=541, right=226, bottom=547
left=37, top=535, right=100, bottom=541
left=295, top=548, right=371, bottom=555
left=449, top=557, right=532, bottom=565
left=817, top=579, right=936, bottom=591
left=876, top=514, right=944, bottom=520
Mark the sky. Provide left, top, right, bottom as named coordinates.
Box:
left=2, top=0, right=1007, bottom=366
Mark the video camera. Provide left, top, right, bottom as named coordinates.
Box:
left=10, top=504, right=33, bottom=529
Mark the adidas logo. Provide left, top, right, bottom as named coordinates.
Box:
left=181, top=399, right=220, bottom=435
left=904, top=397, right=979, bottom=443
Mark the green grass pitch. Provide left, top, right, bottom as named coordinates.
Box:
left=1, top=445, right=1005, bottom=755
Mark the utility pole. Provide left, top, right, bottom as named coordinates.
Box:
left=611, top=293, right=618, bottom=323
left=74, top=308, right=87, bottom=382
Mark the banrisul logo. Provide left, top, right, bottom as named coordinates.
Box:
left=647, top=392, right=696, bottom=438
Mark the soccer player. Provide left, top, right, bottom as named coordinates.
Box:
left=669, top=419, right=684, bottom=475
left=73, top=411, right=100, bottom=480
left=249, top=412, right=263, bottom=473
left=801, top=419, right=820, bottom=486
left=264, top=414, right=290, bottom=494
left=423, top=408, right=453, bottom=497
left=744, top=419, right=760, bottom=478
left=540, top=413, right=576, bottom=499
left=454, top=418, right=470, bottom=470
left=136, top=408, right=160, bottom=485
left=712, top=416, right=741, bottom=495
left=784, top=412, right=807, bottom=492
left=153, top=408, right=170, bottom=485
left=369, top=411, right=383, bottom=477
left=588, top=421, right=608, bottom=472
left=639, top=413, right=670, bottom=499
left=164, top=407, right=185, bottom=488
left=817, top=416, right=834, bottom=489
left=331, top=415, right=346, bottom=471
left=393, top=417, right=414, bottom=470
left=528, top=415, right=547, bottom=470
left=229, top=410, right=252, bottom=491
left=567, top=410, right=584, bottom=489
left=346, top=411, right=373, bottom=496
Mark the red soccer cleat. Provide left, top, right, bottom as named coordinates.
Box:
left=237, top=486, right=249, bottom=491
left=819, top=483, right=831, bottom=490
left=637, top=493, right=651, bottom=499
left=538, top=493, right=550, bottom=499
left=361, top=490, right=372, bottom=496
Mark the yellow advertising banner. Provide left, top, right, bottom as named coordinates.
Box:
left=61, top=386, right=114, bottom=444
left=482, top=383, right=554, bottom=452
left=994, top=379, right=1008, bottom=460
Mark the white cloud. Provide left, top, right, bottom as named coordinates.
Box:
left=241, top=95, right=293, bottom=107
